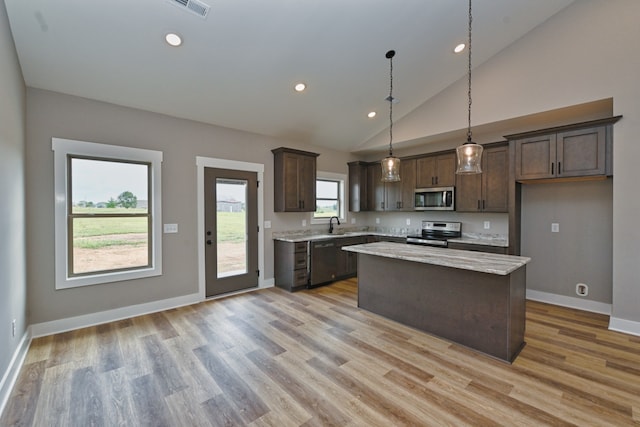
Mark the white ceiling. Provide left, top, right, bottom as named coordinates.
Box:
left=5, top=0, right=575, bottom=152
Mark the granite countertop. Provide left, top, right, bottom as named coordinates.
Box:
left=448, top=234, right=509, bottom=248
left=342, top=241, right=530, bottom=275
left=272, top=230, right=407, bottom=243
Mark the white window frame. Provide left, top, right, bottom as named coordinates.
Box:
left=311, top=171, right=346, bottom=224
left=52, top=138, right=163, bottom=289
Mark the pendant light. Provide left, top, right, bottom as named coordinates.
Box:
left=381, top=50, right=401, bottom=182
left=456, top=0, right=483, bottom=174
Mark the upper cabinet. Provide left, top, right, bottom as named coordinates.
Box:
left=509, top=117, right=621, bottom=182
left=347, top=161, right=369, bottom=212
left=456, top=144, right=509, bottom=212
left=272, top=147, right=319, bottom=212
left=349, top=160, right=416, bottom=212
left=416, top=152, right=456, bottom=188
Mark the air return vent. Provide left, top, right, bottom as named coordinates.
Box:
left=168, top=0, right=210, bottom=19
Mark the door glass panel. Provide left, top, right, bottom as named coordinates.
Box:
left=216, top=178, right=248, bottom=278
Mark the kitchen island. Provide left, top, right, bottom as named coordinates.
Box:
left=342, top=242, right=531, bottom=363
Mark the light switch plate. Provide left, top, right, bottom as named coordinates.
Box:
left=264, top=220, right=271, bottom=229
left=406, top=218, right=411, bottom=226
left=302, top=219, right=307, bottom=227
left=551, top=223, right=559, bottom=233
left=163, top=223, right=178, bottom=233
left=484, top=221, right=490, bottom=229
left=375, top=218, right=380, bottom=224
left=351, top=218, right=356, bottom=224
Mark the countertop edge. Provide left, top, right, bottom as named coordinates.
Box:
left=343, top=242, right=530, bottom=276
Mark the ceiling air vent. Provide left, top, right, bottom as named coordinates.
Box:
left=168, top=0, right=210, bottom=19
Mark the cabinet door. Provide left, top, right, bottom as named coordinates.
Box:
left=367, top=163, right=385, bottom=211
left=282, top=153, right=302, bottom=211
left=435, top=153, right=456, bottom=187
left=416, top=153, right=455, bottom=187
left=400, top=159, right=416, bottom=210
left=455, top=173, right=482, bottom=212
left=299, top=154, right=316, bottom=212
left=482, top=146, right=509, bottom=212
left=348, top=162, right=368, bottom=212
left=384, top=181, right=401, bottom=211
left=557, top=126, right=606, bottom=177
left=515, top=134, right=556, bottom=180
left=416, top=156, right=436, bottom=187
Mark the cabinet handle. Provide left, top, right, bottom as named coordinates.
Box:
left=431, top=177, right=435, bottom=185
left=477, top=200, right=480, bottom=210
left=551, top=162, right=554, bottom=175
left=558, top=162, right=562, bottom=175
left=435, top=176, right=438, bottom=185
left=381, top=202, right=384, bottom=209
left=482, top=200, right=486, bottom=210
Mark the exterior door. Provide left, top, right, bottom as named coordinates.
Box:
left=204, top=167, right=258, bottom=297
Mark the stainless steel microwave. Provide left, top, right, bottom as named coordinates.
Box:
left=414, top=187, right=455, bottom=211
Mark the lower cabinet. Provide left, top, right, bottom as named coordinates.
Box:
left=336, top=237, right=367, bottom=278
left=447, top=242, right=508, bottom=254
left=274, top=241, right=309, bottom=291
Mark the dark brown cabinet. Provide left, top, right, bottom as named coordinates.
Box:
left=384, top=159, right=416, bottom=211
left=456, top=144, right=509, bottom=212
left=416, top=152, right=456, bottom=188
left=354, top=160, right=415, bottom=212
left=347, top=161, right=368, bottom=212
left=274, top=241, right=309, bottom=291
left=448, top=241, right=508, bottom=254
left=514, top=125, right=609, bottom=181
left=336, top=236, right=367, bottom=277
left=272, top=147, right=319, bottom=212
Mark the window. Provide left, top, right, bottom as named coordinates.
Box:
left=312, top=172, right=345, bottom=223
left=53, top=138, right=162, bottom=289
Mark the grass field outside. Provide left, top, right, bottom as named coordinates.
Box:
left=72, top=208, right=248, bottom=275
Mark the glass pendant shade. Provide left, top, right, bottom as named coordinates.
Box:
left=381, top=155, right=401, bottom=182
left=456, top=142, right=483, bottom=174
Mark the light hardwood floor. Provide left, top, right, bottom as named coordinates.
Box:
left=2, top=278, right=639, bottom=426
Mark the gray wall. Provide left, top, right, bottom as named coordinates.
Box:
left=522, top=180, right=613, bottom=304
left=0, top=0, right=27, bottom=390
left=25, top=88, right=357, bottom=324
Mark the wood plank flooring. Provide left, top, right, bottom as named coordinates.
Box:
left=2, top=278, right=640, bottom=426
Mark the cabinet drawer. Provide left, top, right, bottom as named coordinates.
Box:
left=294, top=252, right=307, bottom=269
left=294, top=241, right=308, bottom=252
left=294, top=269, right=309, bottom=286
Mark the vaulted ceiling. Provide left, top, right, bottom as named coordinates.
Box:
left=5, top=0, right=575, bottom=152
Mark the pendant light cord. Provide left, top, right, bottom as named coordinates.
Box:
left=388, top=51, right=394, bottom=156
left=467, top=0, right=473, bottom=144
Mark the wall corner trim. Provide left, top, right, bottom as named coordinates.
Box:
left=0, top=331, right=32, bottom=420
left=609, top=317, right=640, bottom=337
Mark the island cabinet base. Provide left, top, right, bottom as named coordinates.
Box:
left=357, top=254, right=526, bottom=363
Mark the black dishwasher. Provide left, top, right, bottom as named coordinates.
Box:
left=310, top=240, right=337, bottom=287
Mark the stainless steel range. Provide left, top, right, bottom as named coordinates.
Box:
left=406, top=221, right=461, bottom=247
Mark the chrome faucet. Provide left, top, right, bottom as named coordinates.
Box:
left=328, top=216, right=340, bottom=234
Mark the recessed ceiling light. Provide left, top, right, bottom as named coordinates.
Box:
left=165, top=33, right=182, bottom=47
left=294, top=83, right=306, bottom=92
left=367, top=111, right=376, bottom=118
left=454, top=43, right=466, bottom=53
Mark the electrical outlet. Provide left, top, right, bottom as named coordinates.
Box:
left=484, top=221, right=490, bottom=230
left=263, top=220, right=271, bottom=229
left=12, top=319, right=16, bottom=338
left=375, top=218, right=380, bottom=224
left=302, top=219, right=307, bottom=227
left=351, top=218, right=356, bottom=224
left=406, top=218, right=411, bottom=226
left=576, top=283, right=589, bottom=296
left=551, top=223, right=559, bottom=233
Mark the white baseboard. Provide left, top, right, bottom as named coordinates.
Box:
left=30, top=292, right=201, bottom=338
left=0, top=330, right=31, bottom=419
left=608, top=317, right=640, bottom=337
left=526, top=289, right=612, bottom=315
